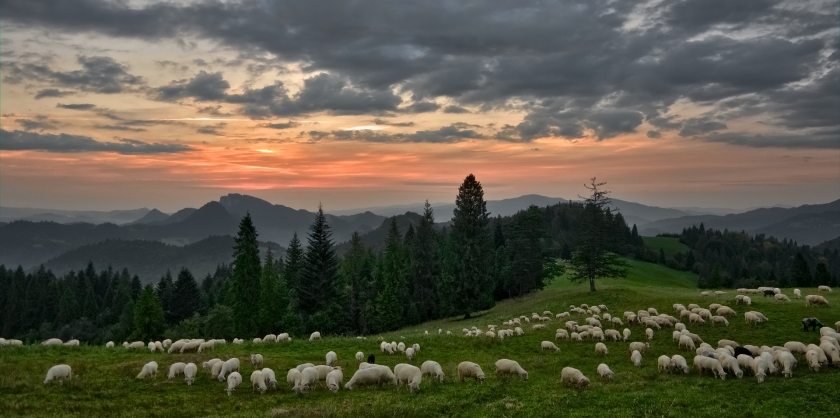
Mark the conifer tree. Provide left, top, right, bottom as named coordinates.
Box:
left=130, top=275, right=142, bottom=300
left=791, top=252, right=812, bottom=287
left=132, top=285, right=166, bottom=341
left=446, top=174, right=494, bottom=318
left=407, top=201, right=442, bottom=323
left=156, top=270, right=175, bottom=324
left=373, top=217, right=408, bottom=330
left=341, top=232, right=376, bottom=334
left=231, top=213, right=262, bottom=336
left=299, top=205, right=342, bottom=333
left=814, top=261, right=830, bottom=286
left=259, top=247, right=282, bottom=333
left=171, top=268, right=201, bottom=323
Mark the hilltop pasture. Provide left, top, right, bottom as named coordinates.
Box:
left=2, top=261, right=838, bottom=417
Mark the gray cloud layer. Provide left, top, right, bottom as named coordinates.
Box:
left=1, top=129, right=193, bottom=154
left=3, top=0, right=837, bottom=148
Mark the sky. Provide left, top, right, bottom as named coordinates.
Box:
left=1, top=0, right=838, bottom=213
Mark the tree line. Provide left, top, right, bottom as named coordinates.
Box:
left=672, top=224, right=840, bottom=289
left=0, top=175, right=643, bottom=342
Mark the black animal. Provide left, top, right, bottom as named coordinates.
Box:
left=733, top=346, right=753, bottom=358
left=763, top=289, right=775, bottom=298
left=802, top=317, right=824, bottom=332
left=368, top=354, right=376, bottom=364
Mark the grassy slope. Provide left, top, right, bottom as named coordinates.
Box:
left=2, top=261, right=839, bottom=417
left=643, top=236, right=690, bottom=257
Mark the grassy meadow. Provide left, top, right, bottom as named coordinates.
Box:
left=2, top=260, right=839, bottom=417
left=642, top=236, right=690, bottom=258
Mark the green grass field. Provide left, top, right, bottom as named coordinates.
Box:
left=2, top=260, right=839, bottom=417
left=643, top=236, right=690, bottom=258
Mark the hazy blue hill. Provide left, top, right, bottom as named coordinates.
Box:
left=0, top=221, right=133, bottom=268
left=40, top=235, right=284, bottom=284
left=130, top=208, right=169, bottom=224
left=758, top=210, right=840, bottom=246
left=335, top=212, right=425, bottom=255
left=162, top=207, right=198, bottom=224
left=0, top=206, right=150, bottom=225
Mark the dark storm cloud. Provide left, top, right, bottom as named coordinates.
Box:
left=56, top=103, right=96, bottom=110
left=261, top=121, right=301, bottom=130
left=196, top=122, right=227, bottom=135
left=372, top=118, right=415, bottom=127
left=679, top=118, right=728, bottom=137
left=34, top=88, right=74, bottom=99
left=6, top=55, right=145, bottom=94
left=17, top=115, right=61, bottom=131
left=3, top=0, right=837, bottom=148
left=0, top=129, right=193, bottom=154
left=308, top=123, right=485, bottom=144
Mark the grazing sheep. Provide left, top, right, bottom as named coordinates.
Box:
left=716, top=307, right=736, bottom=317
left=326, top=368, right=343, bottom=393
left=287, top=368, right=301, bottom=389
left=585, top=340, right=604, bottom=355
left=261, top=367, right=277, bottom=390
left=532, top=324, right=546, bottom=330
left=646, top=328, right=654, bottom=341
left=784, top=341, right=808, bottom=355
left=605, top=329, right=620, bottom=342
left=672, top=330, right=682, bottom=342
left=718, top=339, right=740, bottom=349
left=631, top=350, right=642, bottom=367
left=296, top=367, right=319, bottom=393
left=541, top=341, right=561, bottom=352
left=745, top=312, right=762, bottom=325
left=325, top=351, right=337, bottom=366
left=62, top=339, right=79, bottom=347
left=778, top=351, right=797, bottom=377
left=818, top=285, right=833, bottom=293
left=775, top=294, right=790, bottom=303
left=805, top=295, right=829, bottom=307
left=693, top=356, right=726, bottom=380
left=105, top=341, right=114, bottom=348
left=180, top=341, right=201, bottom=353
left=406, top=347, right=416, bottom=361
left=421, top=360, right=445, bottom=382
left=250, top=354, right=264, bottom=369
left=669, top=355, right=689, bottom=374
left=629, top=342, right=650, bottom=353
left=743, top=345, right=761, bottom=356
left=561, top=367, right=590, bottom=389
left=137, top=361, right=158, bottom=379
left=802, top=317, right=825, bottom=332
left=710, top=316, right=729, bottom=326
left=313, top=365, right=337, bottom=383
left=168, top=362, right=186, bottom=379
left=250, top=370, right=267, bottom=394
left=623, top=328, right=631, bottom=342
left=793, top=288, right=802, bottom=299
left=743, top=296, right=752, bottom=306
left=820, top=341, right=840, bottom=365
left=394, top=363, right=423, bottom=393
left=162, top=339, right=172, bottom=348
left=277, top=333, right=291, bottom=342
left=184, top=363, right=197, bottom=385
left=457, top=362, right=486, bottom=383
left=679, top=335, right=696, bottom=351
left=658, top=355, right=671, bottom=373
left=42, top=338, right=62, bottom=346
left=556, top=330, right=570, bottom=340
left=44, top=365, right=72, bottom=384
left=226, top=372, right=242, bottom=396
left=218, top=358, right=240, bottom=381
left=751, top=357, right=768, bottom=383
left=355, top=352, right=364, bottom=363
left=514, top=327, right=524, bottom=336
left=597, top=363, right=614, bottom=380
left=689, top=313, right=705, bottom=325
left=211, top=361, right=224, bottom=380
left=309, top=331, right=322, bottom=341
left=718, top=355, right=743, bottom=379
left=806, top=350, right=822, bottom=372
left=397, top=342, right=407, bottom=353
left=253, top=338, right=262, bottom=344
left=198, top=340, right=214, bottom=353
left=343, top=368, right=381, bottom=390
left=167, top=341, right=185, bottom=353
left=675, top=323, right=686, bottom=332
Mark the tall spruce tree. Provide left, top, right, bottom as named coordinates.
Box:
left=341, top=232, right=376, bottom=334
left=299, top=205, right=343, bottom=333
left=407, top=201, right=442, bottom=323
left=156, top=270, right=175, bottom=323
left=373, top=217, right=408, bottom=330
left=446, top=174, right=494, bottom=318
left=258, top=247, right=282, bottom=334
left=568, top=178, right=628, bottom=292
left=131, top=285, right=166, bottom=341
left=171, top=268, right=201, bottom=323
left=231, top=213, right=262, bottom=336
left=283, top=233, right=304, bottom=333
left=505, top=205, right=556, bottom=297
left=814, top=261, right=830, bottom=286
left=791, top=252, right=811, bottom=287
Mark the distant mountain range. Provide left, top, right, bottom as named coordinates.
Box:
left=0, top=206, right=151, bottom=225
left=2, top=193, right=838, bottom=278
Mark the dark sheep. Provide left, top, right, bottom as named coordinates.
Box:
left=733, top=346, right=753, bottom=358
left=802, top=317, right=824, bottom=332
left=368, top=354, right=376, bottom=364
left=763, top=289, right=775, bottom=298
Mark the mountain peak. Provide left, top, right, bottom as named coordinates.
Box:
left=130, top=208, right=169, bottom=225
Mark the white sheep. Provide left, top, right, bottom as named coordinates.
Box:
left=202, top=358, right=221, bottom=372
left=184, top=363, right=197, bottom=385
left=623, top=328, right=631, bottom=342
left=541, top=341, right=561, bottom=352
left=628, top=342, right=649, bottom=353
left=777, top=351, right=797, bottom=378
left=42, top=338, right=62, bottom=346
left=211, top=361, right=224, bottom=380
left=820, top=341, right=840, bottom=365
left=675, top=323, right=686, bottom=332
left=198, top=340, right=214, bottom=353
left=806, top=350, right=821, bottom=372
left=395, top=363, right=424, bottom=392
left=218, top=358, right=240, bottom=381
left=560, top=367, right=589, bottom=389
left=344, top=367, right=389, bottom=390
left=631, top=350, right=642, bottom=367
left=296, top=362, right=316, bottom=372
left=250, top=370, right=267, bottom=393
left=514, top=327, right=524, bottom=336
left=168, top=362, right=186, bottom=379
left=297, top=367, right=319, bottom=392
left=494, top=359, right=528, bottom=380
left=657, top=355, right=672, bottom=373
left=180, top=341, right=201, bottom=353
left=167, top=341, right=185, bottom=353
left=596, top=363, right=614, bottom=380
left=406, top=347, right=416, bottom=361
left=287, top=368, right=301, bottom=389
left=325, top=351, right=337, bottom=366
left=420, top=360, right=445, bottom=382
left=277, top=333, right=291, bottom=342
left=718, top=355, right=743, bottom=379
left=136, top=361, right=158, bottom=379
left=326, top=368, right=343, bottom=393
left=668, top=355, right=689, bottom=374
left=148, top=341, right=156, bottom=352
left=717, top=339, right=740, bottom=349
left=774, top=294, right=790, bottom=303
left=162, top=339, right=171, bottom=348
left=693, top=356, right=726, bottom=379
left=309, top=331, right=322, bottom=341
left=679, top=335, right=696, bottom=351
left=44, top=364, right=72, bottom=384
left=751, top=357, right=768, bottom=383
left=645, top=328, right=654, bottom=341
left=253, top=338, right=262, bottom=344
left=818, top=285, right=833, bottom=292
left=412, top=343, right=420, bottom=353
left=794, top=288, right=802, bottom=299
left=261, top=367, right=277, bottom=389
left=457, top=361, right=486, bottom=383
left=250, top=354, right=264, bottom=369
left=355, top=351, right=364, bottom=363
left=105, top=341, right=114, bottom=348
left=805, top=295, right=829, bottom=307
left=710, top=316, right=729, bottom=326
left=226, top=372, right=242, bottom=396
left=63, top=339, right=79, bottom=347
left=595, top=342, right=608, bottom=355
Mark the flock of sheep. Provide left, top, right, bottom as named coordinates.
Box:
left=22, top=285, right=840, bottom=396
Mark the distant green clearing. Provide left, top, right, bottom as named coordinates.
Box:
left=2, top=260, right=839, bottom=417
left=643, top=236, right=690, bottom=257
